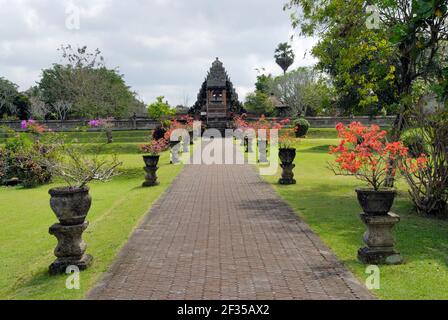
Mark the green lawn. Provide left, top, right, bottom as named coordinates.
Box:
left=0, top=145, right=182, bottom=300
left=260, top=137, right=448, bottom=300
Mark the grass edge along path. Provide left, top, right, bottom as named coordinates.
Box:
left=0, top=151, right=183, bottom=300
left=258, top=138, right=448, bottom=300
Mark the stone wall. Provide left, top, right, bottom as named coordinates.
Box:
left=0, top=119, right=160, bottom=132
left=246, top=116, right=395, bottom=128
left=0, top=116, right=395, bottom=132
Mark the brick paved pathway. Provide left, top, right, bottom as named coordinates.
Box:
left=88, top=139, right=372, bottom=300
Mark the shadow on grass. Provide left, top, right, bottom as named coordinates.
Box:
left=300, top=145, right=334, bottom=154
left=274, top=182, right=448, bottom=267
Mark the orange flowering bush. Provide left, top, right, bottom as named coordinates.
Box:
left=233, top=114, right=250, bottom=129
left=329, top=122, right=428, bottom=191
left=180, top=115, right=195, bottom=131
left=164, top=119, right=184, bottom=141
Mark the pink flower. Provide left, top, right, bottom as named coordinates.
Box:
left=21, top=120, right=27, bottom=129
left=88, top=120, right=101, bottom=128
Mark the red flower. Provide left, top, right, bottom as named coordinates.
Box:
left=329, top=122, right=428, bottom=190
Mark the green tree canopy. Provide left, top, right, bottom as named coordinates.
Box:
left=0, top=77, right=31, bottom=120
left=285, top=0, right=448, bottom=131
left=275, top=42, right=295, bottom=74
left=38, top=45, right=145, bottom=119
left=147, top=96, right=175, bottom=120
left=244, top=91, right=275, bottom=116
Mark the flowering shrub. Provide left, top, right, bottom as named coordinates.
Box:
left=329, top=122, right=428, bottom=191
left=88, top=118, right=114, bottom=143
left=279, top=130, right=296, bottom=149
left=164, top=119, right=184, bottom=142
left=181, top=115, right=195, bottom=132
left=233, top=114, right=250, bottom=130
left=21, top=120, right=46, bottom=135
left=1, top=133, right=59, bottom=188
left=139, top=138, right=168, bottom=155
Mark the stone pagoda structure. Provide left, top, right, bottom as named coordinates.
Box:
left=191, top=58, right=241, bottom=131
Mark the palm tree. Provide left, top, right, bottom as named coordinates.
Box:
left=274, top=43, right=295, bottom=75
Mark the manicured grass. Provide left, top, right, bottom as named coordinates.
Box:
left=261, top=136, right=448, bottom=300
left=0, top=148, right=182, bottom=300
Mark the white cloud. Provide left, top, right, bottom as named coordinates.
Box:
left=0, top=0, right=317, bottom=106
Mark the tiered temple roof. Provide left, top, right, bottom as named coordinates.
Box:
left=191, top=58, right=241, bottom=114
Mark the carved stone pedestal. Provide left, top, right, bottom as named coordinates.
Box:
left=182, top=138, right=189, bottom=153
left=358, top=212, right=403, bottom=265
left=279, top=163, right=296, bottom=185
left=143, top=166, right=159, bottom=187
left=49, top=222, right=93, bottom=275
left=170, top=142, right=180, bottom=164
left=258, top=139, right=268, bottom=163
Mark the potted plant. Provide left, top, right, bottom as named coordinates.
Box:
left=293, top=118, right=310, bottom=138
left=165, top=120, right=183, bottom=164
left=182, top=115, right=195, bottom=145
left=48, top=147, right=122, bottom=225
left=46, top=145, right=122, bottom=274
left=329, top=122, right=428, bottom=264
left=139, top=138, right=168, bottom=187
left=278, top=130, right=297, bottom=185
left=329, top=122, right=426, bottom=215
left=88, top=118, right=115, bottom=144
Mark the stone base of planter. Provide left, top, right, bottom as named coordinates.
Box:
left=279, top=178, right=297, bottom=185
left=279, top=164, right=296, bottom=185
left=142, top=166, right=159, bottom=187
left=49, top=222, right=93, bottom=275
left=49, top=254, right=93, bottom=275
left=358, top=212, right=403, bottom=265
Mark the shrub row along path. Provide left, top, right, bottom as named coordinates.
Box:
left=88, top=138, right=372, bottom=300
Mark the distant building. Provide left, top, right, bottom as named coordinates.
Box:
left=175, top=105, right=190, bottom=115
left=268, top=93, right=290, bottom=117
left=190, top=58, right=242, bottom=131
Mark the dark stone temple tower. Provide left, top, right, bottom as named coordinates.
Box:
left=191, top=58, right=242, bottom=132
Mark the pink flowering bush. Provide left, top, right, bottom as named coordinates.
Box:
left=139, top=138, right=168, bottom=156
left=88, top=118, right=114, bottom=143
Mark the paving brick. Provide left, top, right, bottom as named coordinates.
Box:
left=87, top=140, right=373, bottom=300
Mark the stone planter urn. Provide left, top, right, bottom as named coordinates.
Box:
left=258, top=139, right=268, bottom=163
left=356, top=188, right=403, bottom=265
left=279, top=148, right=296, bottom=185
left=170, top=140, right=180, bottom=164
left=48, top=186, right=93, bottom=275
left=142, top=155, right=160, bottom=187
left=356, top=188, right=397, bottom=216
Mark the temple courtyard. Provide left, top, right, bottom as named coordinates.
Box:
left=2, top=131, right=448, bottom=300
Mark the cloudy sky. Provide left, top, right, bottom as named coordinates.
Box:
left=0, top=0, right=317, bottom=106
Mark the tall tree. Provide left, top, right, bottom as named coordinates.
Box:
left=147, top=96, right=175, bottom=120
left=285, top=0, right=448, bottom=186
left=0, top=77, right=19, bottom=117
left=274, top=42, right=295, bottom=74
left=284, top=0, right=448, bottom=130
left=38, top=45, right=145, bottom=119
